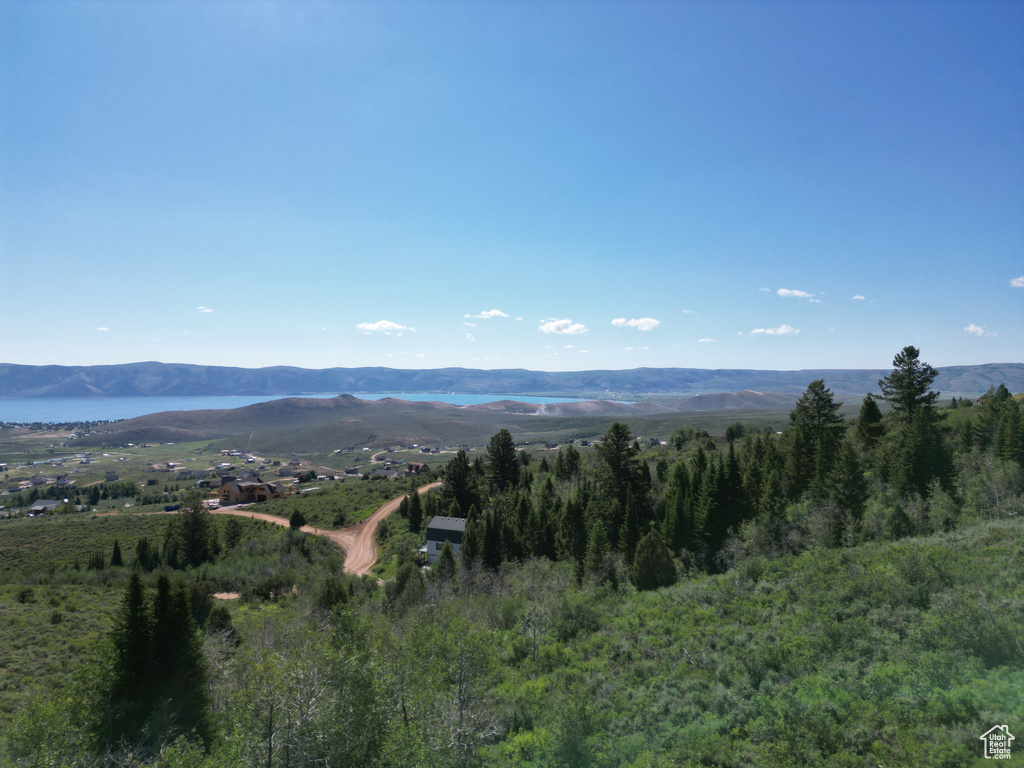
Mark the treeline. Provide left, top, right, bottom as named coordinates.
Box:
left=404, top=346, right=1023, bottom=586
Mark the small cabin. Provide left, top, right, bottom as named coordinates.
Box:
left=423, top=516, right=466, bottom=564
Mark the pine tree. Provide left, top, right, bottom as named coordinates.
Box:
left=436, top=539, right=457, bottom=581
left=110, top=539, right=123, bottom=567
left=619, top=490, right=641, bottom=565
left=99, top=571, right=153, bottom=750
left=855, top=393, right=885, bottom=449
left=440, top=449, right=477, bottom=516
left=460, top=504, right=482, bottom=569
left=482, top=511, right=503, bottom=571
left=408, top=490, right=423, bottom=533
left=629, top=529, right=678, bottom=591
left=558, top=489, right=587, bottom=568
left=783, top=379, right=845, bottom=501
left=487, top=429, right=520, bottom=493
left=878, top=345, right=939, bottom=422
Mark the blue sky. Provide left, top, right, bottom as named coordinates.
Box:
left=2, top=0, right=1021, bottom=372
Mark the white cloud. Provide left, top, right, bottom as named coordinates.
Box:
left=965, top=323, right=997, bottom=337
left=539, top=318, right=588, bottom=335
left=777, top=288, right=814, bottom=299
left=466, top=332, right=475, bottom=342
left=809, top=299, right=821, bottom=303
left=97, top=327, right=109, bottom=332
left=851, top=295, right=866, bottom=301
left=197, top=306, right=214, bottom=313
left=464, top=322, right=477, bottom=328
left=751, top=324, right=800, bottom=335
left=612, top=317, right=660, bottom=331
left=465, top=309, right=509, bottom=319
left=697, top=338, right=717, bottom=343
left=356, top=320, right=412, bottom=335
left=1012, top=277, right=1024, bottom=288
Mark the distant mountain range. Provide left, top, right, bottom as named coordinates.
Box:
left=1, top=361, right=1022, bottom=399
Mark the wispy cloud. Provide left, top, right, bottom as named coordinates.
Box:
left=851, top=295, right=866, bottom=301
left=1012, top=277, right=1024, bottom=288
left=465, top=309, right=509, bottom=319
left=697, top=338, right=717, bottom=343
left=965, top=323, right=997, bottom=337
left=356, top=320, right=413, bottom=335
left=197, top=306, right=214, bottom=313
left=751, top=324, right=799, bottom=335
left=539, top=318, right=588, bottom=335
left=97, top=327, right=109, bottom=332
left=777, top=288, right=814, bottom=299
left=611, top=317, right=660, bottom=331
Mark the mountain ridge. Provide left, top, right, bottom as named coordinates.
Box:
left=3, top=361, right=1022, bottom=398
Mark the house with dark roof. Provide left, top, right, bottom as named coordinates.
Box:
left=423, top=516, right=466, bottom=564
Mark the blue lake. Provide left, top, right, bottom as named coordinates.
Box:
left=0, top=393, right=590, bottom=424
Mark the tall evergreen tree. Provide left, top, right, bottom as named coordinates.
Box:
left=440, top=449, right=477, bottom=517
left=408, top=490, right=423, bottom=533
left=876, top=347, right=952, bottom=497
left=460, top=504, right=482, bottom=569
left=662, top=461, right=694, bottom=553
left=486, top=429, right=520, bottom=494
left=558, top=489, right=588, bottom=578
left=619, top=490, right=641, bottom=565
left=855, top=393, right=885, bottom=449
left=99, top=571, right=153, bottom=750
left=783, top=379, right=845, bottom=501
left=482, top=511, right=503, bottom=571
left=878, top=345, right=939, bottom=422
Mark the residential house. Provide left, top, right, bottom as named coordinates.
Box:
left=406, top=462, right=430, bottom=475
left=423, top=516, right=466, bottom=564
left=30, top=499, right=62, bottom=514
left=217, top=478, right=289, bottom=506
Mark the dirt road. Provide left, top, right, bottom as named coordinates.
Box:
left=210, top=481, right=441, bottom=576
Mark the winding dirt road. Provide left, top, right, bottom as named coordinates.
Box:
left=210, top=481, right=441, bottom=576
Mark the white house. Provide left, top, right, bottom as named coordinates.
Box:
left=423, top=516, right=466, bottom=564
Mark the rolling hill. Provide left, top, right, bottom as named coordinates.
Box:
left=70, top=391, right=806, bottom=451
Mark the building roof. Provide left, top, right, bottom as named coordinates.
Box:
left=426, top=516, right=467, bottom=534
